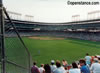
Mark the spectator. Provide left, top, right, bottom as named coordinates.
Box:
left=79, top=59, right=90, bottom=73
left=50, top=60, right=57, bottom=73
left=90, top=58, right=100, bottom=73
left=78, top=63, right=81, bottom=68
left=69, top=62, right=81, bottom=73
left=95, top=56, right=98, bottom=58
left=44, top=64, right=51, bottom=73
left=54, top=60, right=66, bottom=73
left=39, top=64, right=45, bottom=73
left=62, top=59, right=68, bottom=67
left=31, top=61, right=40, bottom=73
left=85, top=53, right=91, bottom=66
left=98, top=57, right=100, bottom=64
left=64, top=66, right=69, bottom=73
left=91, top=56, right=95, bottom=64
left=67, top=65, right=72, bottom=70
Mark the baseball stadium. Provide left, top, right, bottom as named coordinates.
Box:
left=1, top=0, right=100, bottom=73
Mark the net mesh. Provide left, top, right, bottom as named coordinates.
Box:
left=4, top=19, right=31, bottom=73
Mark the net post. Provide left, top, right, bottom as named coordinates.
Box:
left=0, top=0, right=6, bottom=73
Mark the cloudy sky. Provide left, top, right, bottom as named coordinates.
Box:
left=3, top=0, right=100, bottom=23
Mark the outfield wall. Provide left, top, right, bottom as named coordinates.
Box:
left=5, top=31, right=100, bottom=41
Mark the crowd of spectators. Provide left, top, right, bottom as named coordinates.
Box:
left=31, top=53, right=100, bottom=73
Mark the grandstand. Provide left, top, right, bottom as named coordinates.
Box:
left=5, top=18, right=100, bottom=41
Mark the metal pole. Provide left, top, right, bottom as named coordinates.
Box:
left=0, top=0, right=6, bottom=73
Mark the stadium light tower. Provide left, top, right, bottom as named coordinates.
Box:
left=72, top=15, right=80, bottom=22
left=88, top=10, right=100, bottom=20
left=96, top=10, right=100, bottom=19
left=7, top=11, right=22, bottom=20
left=87, top=12, right=92, bottom=20
left=0, top=0, right=6, bottom=73
left=25, top=15, right=34, bottom=21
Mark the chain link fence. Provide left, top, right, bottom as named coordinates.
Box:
left=0, top=7, right=32, bottom=73
left=5, top=15, right=31, bottom=73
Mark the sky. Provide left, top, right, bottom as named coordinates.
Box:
left=3, top=0, right=100, bottom=23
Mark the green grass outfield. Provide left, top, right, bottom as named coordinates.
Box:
left=23, top=36, right=100, bottom=66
